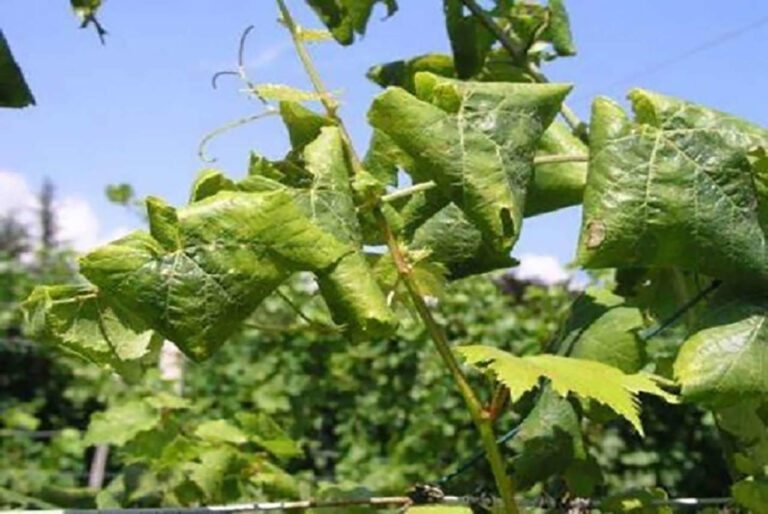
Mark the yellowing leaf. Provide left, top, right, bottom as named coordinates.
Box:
left=458, top=345, right=677, bottom=435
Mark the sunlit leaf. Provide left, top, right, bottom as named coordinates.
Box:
left=458, top=345, right=676, bottom=434
left=369, top=72, right=570, bottom=256
left=85, top=400, right=161, bottom=446
left=22, top=285, right=161, bottom=381
left=578, top=89, right=768, bottom=286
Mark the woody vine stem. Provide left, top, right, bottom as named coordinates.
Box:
left=275, top=1, right=587, bottom=511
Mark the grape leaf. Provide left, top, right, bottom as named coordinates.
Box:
left=305, top=0, right=397, bottom=45
left=674, top=289, right=768, bottom=406
left=558, top=287, right=644, bottom=373
left=458, top=345, right=676, bottom=435
left=22, top=285, right=161, bottom=381
left=406, top=508, right=471, bottom=514
left=509, top=388, right=585, bottom=489
left=443, top=0, right=495, bottom=79
left=733, top=478, right=768, bottom=514
left=194, top=420, right=249, bottom=445
left=0, top=30, right=35, bottom=108
left=578, top=89, right=768, bottom=286
left=78, top=128, right=394, bottom=361
left=543, top=0, right=577, bottom=56
left=714, top=399, right=768, bottom=476
left=85, top=400, right=161, bottom=446
left=369, top=72, right=571, bottom=256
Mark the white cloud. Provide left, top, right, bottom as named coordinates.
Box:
left=0, top=170, right=124, bottom=253
left=513, top=254, right=571, bottom=286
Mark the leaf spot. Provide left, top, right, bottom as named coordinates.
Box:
left=586, top=219, right=606, bottom=249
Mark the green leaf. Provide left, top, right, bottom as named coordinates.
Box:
left=186, top=447, right=239, bottom=500
left=78, top=128, right=395, bottom=361
left=733, top=478, right=768, bottom=514
left=305, top=0, right=397, bottom=45
left=279, top=101, right=335, bottom=151
left=189, top=169, right=235, bottom=203
left=408, top=203, right=518, bottom=278
left=509, top=388, right=585, bottom=489
left=578, top=89, right=768, bottom=286
left=78, top=194, right=330, bottom=361
left=443, top=0, right=495, bottom=79
left=0, top=30, right=35, bottom=108
left=194, top=420, right=248, bottom=445
left=105, top=183, right=135, bottom=205
left=558, top=287, right=644, bottom=373
left=369, top=72, right=571, bottom=255
left=367, top=54, right=456, bottom=93
left=544, top=0, right=577, bottom=56
left=366, top=51, right=533, bottom=95
left=526, top=121, right=587, bottom=216
left=236, top=412, right=302, bottom=461
left=22, top=285, right=161, bottom=381
left=674, top=289, right=768, bottom=406
left=715, top=399, right=768, bottom=476
left=85, top=399, right=161, bottom=446
left=458, top=345, right=676, bottom=435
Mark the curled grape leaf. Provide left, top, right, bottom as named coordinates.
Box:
left=305, top=0, right=397, bottom=45
left=0, top=30, right=35, bottom=108
left=578, top=89, right=768, bottom=286
left=458, top=345, right=676, bottom=435
left=22, top=285, right=161, bottom=381
left=77, top=125, right=394, bottom=361
left=369, top=72, right=571, bottom=256
left=674, top=289, right=768, bottom=406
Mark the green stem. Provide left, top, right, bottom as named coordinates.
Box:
left=276, top=2, right=519, bottom=510
left=376, top=212, right=519, bottom=513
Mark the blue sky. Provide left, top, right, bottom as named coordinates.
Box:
left=1, top=1, right=767, bottom=267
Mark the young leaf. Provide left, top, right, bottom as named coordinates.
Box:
left=369, top=72, right=571, bottom=255
left=458, top=345, right=676, bottom=435
left=0, top=30, right=35, bottom=108
left=674, top=289, right=768, bottom=406
left=22, top=285, right=161, bottom=381
left=578, top=89, right=768, bottom=286
left=305, top=0, right=397, bottom=45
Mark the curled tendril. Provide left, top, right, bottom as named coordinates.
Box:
left=197, top=109, right=278, bottom=163
left=209, top=24, right=267, bottom=103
